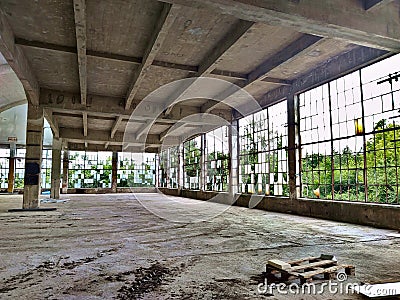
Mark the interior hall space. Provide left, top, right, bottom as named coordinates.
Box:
left=0, top=0, right=400, bottom=299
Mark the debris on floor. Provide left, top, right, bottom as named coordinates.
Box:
left=265, top=254, right=355, bottom=285
left=40, top=198, right=68, bottom=204
left=116, top=263, right=174, bottom=300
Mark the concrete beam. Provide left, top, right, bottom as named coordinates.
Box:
left=43, top=109, right=60, bottom=139
left=197, top=20, right=254, bottom=76
left=234, top=46, right=389, bottom=118
left=162, top=0, right=400, bottom=51
left=165, top=20, right=253, bottom=116
left=0, top=10, right=39, bottom=105
left=152, top=60, right=197, bottom=73
left=111, top=116, right=123, bottom=139
left=159, top=123, right=187, bottom=142
left=39, top=89, right=134, bottom=118
left=67, top=142, right=159, bottom=153
left=82, top=112, right=88, bottom=137
left=247, top=34, right=322, bottom=84
left=73, top=0, right=87, bottom=105
left=201, top=35, right=321, bottom=113
left=211, top=69, right=247, bottom=81
left=15, top=38, right=252, bottom=81
left=15, top=37, right=143, bottom=64
left=262, top=77, right=293, bottom=86
left=0, top=99, right=27, bottom=114
left=68, top=142, right=122, bottom=152
left=60, top=128, right=161, bottom=145
left=135, top=121, right=153, bottom=140
left=40, top=88, right=231, bottom=124
left=159, top=113, right=231, bottom=142
left=125, top=3, right=181, bottom=109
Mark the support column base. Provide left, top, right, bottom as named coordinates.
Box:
left=8, top=208, right=57, bottom=212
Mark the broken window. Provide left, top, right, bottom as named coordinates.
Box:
left=238, top=101, right=289, bottom=196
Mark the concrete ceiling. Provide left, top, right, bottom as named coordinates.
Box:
left=0, top=52, right=27, bottom=113
left=0, top=0, right=398, bottom=152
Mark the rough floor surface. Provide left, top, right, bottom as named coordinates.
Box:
left=0, top=193, right=399, bottom=299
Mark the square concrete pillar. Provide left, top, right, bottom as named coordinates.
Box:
left=287, top=94, right=297, bottom=201
left=62, top=150, right=69, bottom=194
left=23, top=104, right=44, bottom=209
left=50, top=138, right=62, bottom=199
left=177, top=145, right=183, bottom=194
left=229, top=120, right=239, bottom=196
left=7, top=143, right=16, bottom=193
left=112, top=151, right=118, bottom=192
left=200, top=134, right=206, bottom=191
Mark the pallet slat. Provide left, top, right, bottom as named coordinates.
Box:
left=287, top=256, right=320, bottom=265
left=299, top=264, right=347, bottom=279
left=265, top=255, right=355, bottom=285
left=289, top=260, right=337, bottom=272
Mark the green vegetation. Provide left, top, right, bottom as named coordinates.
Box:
left=118, top=157, right=154, bottom=188
left=240, top=118, right=289, bottom=196
left=302, top=120, right=400, bottom=204
left=183, top=139, right=202, bottom=189
left=67, top=153, right=155, bottom=188
left=205, top=151, right=230, bottom=191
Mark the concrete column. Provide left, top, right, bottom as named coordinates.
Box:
left=287, top=94, right=297, bottom=201
left=62, top=150, right=69, bottom=194
left=229, top=120, right=239, bottom=197
left=177, top=144, right=182, bottom=193
left=23, top=103, right=44, bottom=209
left=200, top=134, right=206, bottom=191
left=111, top=151, right=118, bottom=192
left=155, top=153, right=159, bottom=188
left=7, top=143, right=16, bottom=193
left=50, top=138, right=62, bottom=199
left=7, top=157, right=15, bottom=193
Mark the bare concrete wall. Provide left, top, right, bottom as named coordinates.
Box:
left=158, top=188, right=400, bottom=230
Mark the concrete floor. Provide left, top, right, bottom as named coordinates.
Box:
left=0, top=193, right=400, bottom=300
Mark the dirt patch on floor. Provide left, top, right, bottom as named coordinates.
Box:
left=116, top=263, right=175, bottom=300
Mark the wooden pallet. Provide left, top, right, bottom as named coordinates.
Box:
left=266, top=255, right=355, bottom=284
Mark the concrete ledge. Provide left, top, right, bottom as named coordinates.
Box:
left=1, top=187, right=158, bottom=194
left=236, top=194, right=400, bottom=230
left=66, top=187, right=157, bottom=194
left=158, top=188, right=400, bottom=230
left=157, top=188, right=181, bottom=196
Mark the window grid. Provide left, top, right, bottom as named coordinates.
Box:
left=68, top=151, right=113, bottom=188
left=238, top=101, right=289, bottom=196
left=205, top=126, right=230, bottom=192
left=15, top=149, right=26, bottom=189
left=117, top=153, right=156, bottom=187
left=158, top=146, right=179, bottom=188
left=41, top=149, right=52, bottom=189
left=0, top=149, right=10, bottom=189
left=158, top=149, right=168, bottom=188
left=299, top=53, right=400, bottom=204
left=183, top=136, right=202, bottom=190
